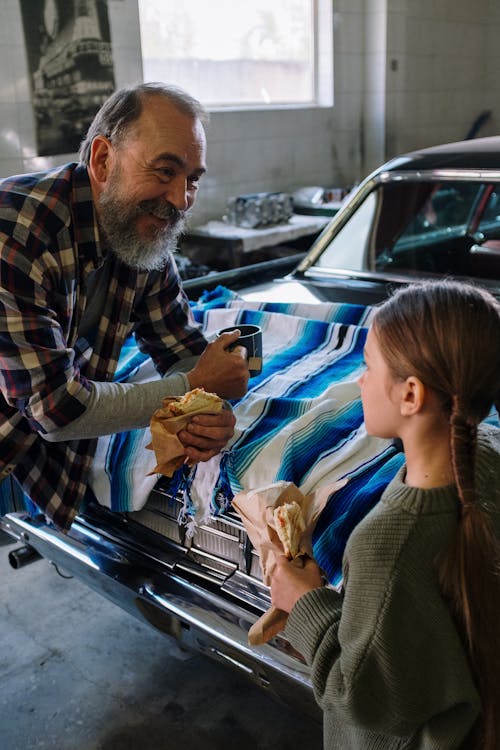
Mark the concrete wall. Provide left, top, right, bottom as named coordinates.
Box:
left=1, top=0, right=500, bottom=225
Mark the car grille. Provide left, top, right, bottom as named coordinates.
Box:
left=128, top=480, right=263, bottom=582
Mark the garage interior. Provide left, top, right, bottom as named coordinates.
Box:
left=1, top=1, right=500, bottom=748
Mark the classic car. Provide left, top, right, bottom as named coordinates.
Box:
left=2, top=135, right=500, bottom=721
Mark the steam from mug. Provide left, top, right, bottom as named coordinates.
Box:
left=218, top=324, right=263, bottom=376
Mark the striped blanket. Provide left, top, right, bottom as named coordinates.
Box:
left=90, top=288, right=499, bottom=584
left=89, top=290, right=408, bottom=585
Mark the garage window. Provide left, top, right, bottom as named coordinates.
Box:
left=138, top=0, right=333, bottom=109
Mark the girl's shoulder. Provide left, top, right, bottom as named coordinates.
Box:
left=344, top=490, right=416, bottom=564
left=478, top=421, right=500, bottom=445
left=476, top=423, right=500, bottom=501
left=345, top=474, right=460, bottom=565
left=476, top=422, right=500, bottom=470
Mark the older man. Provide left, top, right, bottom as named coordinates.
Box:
left=0, top=82, right=249, bottom=532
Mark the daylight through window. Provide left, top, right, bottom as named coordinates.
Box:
left=138, top=0, right=331, bottom=109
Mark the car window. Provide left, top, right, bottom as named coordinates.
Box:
left=378, top=181, right=481, bottom=274
left=313, top=191, right=376, bottom=271
left=392, top=183, right=478, bottom=243
left=310, top=178, right=500, bottom=281
left=476, top=186, right=500, bottom=232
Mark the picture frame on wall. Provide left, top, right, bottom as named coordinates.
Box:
left=19, top=0, right=116, bottom=156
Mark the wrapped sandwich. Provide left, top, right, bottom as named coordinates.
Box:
left=273, top=500, right=306, bottom=560
left=161, top=387, right=223, bottom=417
left=146, top=387, right=224, bottom=477
left=232, top=479, right=347, bottom=645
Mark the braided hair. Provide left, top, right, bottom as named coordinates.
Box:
left=372, top=280, right=500, bottom=749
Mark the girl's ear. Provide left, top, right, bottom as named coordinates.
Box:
left=88, top=135, right=113, bottom=185
left=400, top=376, right=425, bottom=416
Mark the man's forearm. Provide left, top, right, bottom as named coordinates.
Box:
left=41, top=372, right=190, bottom=441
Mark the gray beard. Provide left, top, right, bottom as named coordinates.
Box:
left=97, top=192, right=186, bottom=271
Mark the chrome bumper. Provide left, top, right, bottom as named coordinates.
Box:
left=1, top=508, right=319, bottom=720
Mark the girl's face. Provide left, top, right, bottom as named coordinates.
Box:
left=358, top=327, right=404, bottom=438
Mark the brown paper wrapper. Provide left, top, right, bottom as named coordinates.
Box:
left=146, top=396, right=224, bottom=477
left=231, top=479, right=347, bottom=645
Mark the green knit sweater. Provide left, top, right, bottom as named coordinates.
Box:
left=285, top=424, right=500, bottom=750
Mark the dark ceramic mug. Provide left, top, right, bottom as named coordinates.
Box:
left=218, top=324, right=263, bottom=376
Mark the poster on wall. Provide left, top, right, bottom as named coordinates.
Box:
left=19, top=0, right=116, bottom=157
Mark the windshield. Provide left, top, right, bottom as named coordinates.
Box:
left=310, top=179, right=500, bottom=282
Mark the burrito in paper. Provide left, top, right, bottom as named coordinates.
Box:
left=146, top=387, right=224, bottom=477
left=232, top=479, right=347, bottom=645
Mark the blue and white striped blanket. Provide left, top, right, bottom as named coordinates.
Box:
left=89, top=289, right=500, bottom=584
left=89, top=289, right=409, bottom=585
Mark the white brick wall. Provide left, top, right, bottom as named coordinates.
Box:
left=0, top=0, right=499, bottom=225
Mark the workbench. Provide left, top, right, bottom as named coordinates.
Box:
left=180, top=214, right=330, bottom=269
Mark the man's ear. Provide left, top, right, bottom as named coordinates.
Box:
left=88, top=135, right=113, bottom=185
left=400, top=376, right=425, bottom=416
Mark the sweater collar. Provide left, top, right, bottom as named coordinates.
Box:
left=381, top=465, right=458, bottom=515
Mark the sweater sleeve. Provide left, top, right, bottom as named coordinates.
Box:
left=41, top=370, right=191, bottom=441
left=284, top=505, right=480, bottom=742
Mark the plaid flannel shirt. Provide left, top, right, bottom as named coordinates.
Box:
left=0, top=162, right=207, bottom=531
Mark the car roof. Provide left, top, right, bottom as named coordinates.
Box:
left=379, top=135, right=500, bottom=173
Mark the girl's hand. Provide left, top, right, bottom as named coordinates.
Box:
left=270, top=555, right=323, bottom=613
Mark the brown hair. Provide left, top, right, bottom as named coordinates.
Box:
left=79, top=82, right=209, bottom=165
left=373, top=279, right=500, bottom=748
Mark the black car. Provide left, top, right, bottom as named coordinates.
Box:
left=186, top=134, right=500, bottom=306
left=3, top=135, right=500, bottom=721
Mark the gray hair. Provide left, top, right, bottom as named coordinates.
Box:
left=79, top=82, right=209, bottom=165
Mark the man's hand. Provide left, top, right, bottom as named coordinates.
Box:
left=270, top=555, right=323, bottom=613
left=187, top=330, right=250, bottom=399
left=178, top=407, right=236, bottom=464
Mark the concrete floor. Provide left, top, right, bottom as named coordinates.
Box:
left=0, top=533, right=323, bottom=750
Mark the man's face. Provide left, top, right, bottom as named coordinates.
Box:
left=96, top=97, right=207, bottom=271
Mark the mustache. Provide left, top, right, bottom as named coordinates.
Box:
left=138, top=199, right=183, bottom=223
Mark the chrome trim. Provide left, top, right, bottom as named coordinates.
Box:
left=174, top=556, right=234, bottom=584
left=127, top=508, right=184, bottom=545
left=131, top=491, right=251, bottom=575
left=378, top=168, right=500, bottom=182
left=222, top=569, right=270, bottom=609
left=303, top=265, right=425, bottom=285
left=249, top=549, right=264, bottom=580
left=0, top=513, right=24, bottom=541
left=140, top=582, right=310, bottom=678
left=191, top=523, right=246, bottom=567
left=208, top=647, right=255, bottom=676
left=8, top=513, right=102, bottom=570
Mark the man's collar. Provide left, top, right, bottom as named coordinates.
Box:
left=71, top=163, right=106, bottom=272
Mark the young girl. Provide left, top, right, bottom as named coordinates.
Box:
left=270, top=280, right=500, bottom=750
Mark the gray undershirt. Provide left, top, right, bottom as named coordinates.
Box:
left=43, top=259, right=197, bottom=442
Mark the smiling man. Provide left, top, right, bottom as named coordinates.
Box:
left=0, top=83, right=249, bottom=532
left=86, top=89, right=208, bottom=271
